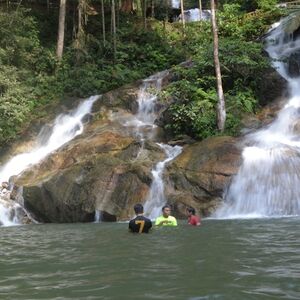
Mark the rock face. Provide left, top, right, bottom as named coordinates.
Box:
left=14, top=115, right=165, bottom=222
left=7, top=73, right=243, bottom=223
left=165, top=136, right=242, bottom=218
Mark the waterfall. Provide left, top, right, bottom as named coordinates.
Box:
left=0, top=95, right=99, bottom=226
left=178, top=9, right=211, bottom=22
left=125, top=72, right=182, bottom=219
left=94, top=210, right=102, bottom=223
left=171, top=0, right=180, bottom=9
left=144, top=144, right=182, bottom=219
left=214, top=16, right=300, bottom=218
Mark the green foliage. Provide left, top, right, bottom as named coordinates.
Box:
left=0, top=9, right=42, bottom=143
left=0, top=66, right=34, bottom=143
left=256, top=0, right=278, bottom=10
left=163, top=81, right=218, bottom=139
left=0, top=1, right=284, bottom=146
left=162, top=2, right=280, bottom=140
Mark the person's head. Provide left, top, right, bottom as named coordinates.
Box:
left=134, top=203, right=144, bottom=215
left=186, top=207, right=196, bottom=216
left=162, top=205, right=171, bottom=217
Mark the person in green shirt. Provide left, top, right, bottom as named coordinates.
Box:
left=155, top=205, right=177, bottom=226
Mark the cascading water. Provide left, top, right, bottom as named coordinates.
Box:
left=171, top=0, right=210, bottom=22
left=179, top=9, right=211, bottom=22
left=171, top=0, right=180, bottom=9
left=0, top=95, right=99, bottom=226
left=144, top=144, right=182, bottom=219
left=125, top=71, right=167, bottom=139
left=125, top=72, right=182, bottom=219
left=214, top=16, right=300, bottom=218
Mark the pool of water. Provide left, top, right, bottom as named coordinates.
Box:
left=0, top=218, right=299, bottom=299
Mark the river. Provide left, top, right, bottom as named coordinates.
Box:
left=1, top=218, right=299, bottom=299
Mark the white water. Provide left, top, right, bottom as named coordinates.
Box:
left=125, top=71, right=182, bottom=219
left=144, top=144, right=182, bottom=219
left=179, top=9, right=211, bottom=22
left=0, top=95, right=99, bottom=226
left=214, top=17, right=300, bottom=219
left=124, top=71, right=168, bottom=154
left=171, top=0, right=180, bottom=9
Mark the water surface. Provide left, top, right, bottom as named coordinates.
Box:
left=1, top=218, right=299, bottom=299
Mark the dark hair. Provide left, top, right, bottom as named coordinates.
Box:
left=162, top=205, right=171, bottom=211
left=134, top=203, right=144, bottom=214
left=187, top=207, right=196, bottom=215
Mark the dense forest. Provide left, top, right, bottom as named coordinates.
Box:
left=0, top=0, right=288, bottom=145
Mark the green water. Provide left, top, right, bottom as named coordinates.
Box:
left=0, top=218, right=300, bottom=300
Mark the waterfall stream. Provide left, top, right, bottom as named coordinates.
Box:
left=0, top=95, right=99, bottom=226
left=124, top=72, right=182, bottom=219
left=143, top=143, right=182, bottom=219
left=214, top=16, right=300, bottom=218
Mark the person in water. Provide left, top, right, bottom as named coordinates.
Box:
left=186, top=207, right=201, bottom=226
left=155, top=205, right=177, bottom=226
left=129, top=203, right=152, bottom=233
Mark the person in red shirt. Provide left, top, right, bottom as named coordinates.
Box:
left=186, top=207, right=201, bottom=226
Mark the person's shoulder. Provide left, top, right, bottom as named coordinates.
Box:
left=169, top=216, right=177, bottom=221
left=143, top=216, right=152, bottom=221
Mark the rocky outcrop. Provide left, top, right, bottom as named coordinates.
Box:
left=165, top=136, right=242, bottom=217
left=2, top=61, right=275, bottom=223
left=14, top=121, right=165, bottom=222
left=9, top=75, right=243, bottom=223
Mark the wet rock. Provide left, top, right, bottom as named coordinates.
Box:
left=165, top=136, right=243, bottom=217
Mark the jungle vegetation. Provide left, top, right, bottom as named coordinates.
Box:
left=0, top=0, right=287, bottom=144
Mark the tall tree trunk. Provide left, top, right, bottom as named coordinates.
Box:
left=211, top=0, right=226, bottom=132
left=101, top=0, right=106, bottom=43
left=142, top=0, right=147, bottom=29
left=151, top=0, right=154, bottom=18
left=56, top=0, right=67, bottom=60
left=111, top=0, right=117, bottom=61
left=180, top=0, right=185, bottom=33
left=116, top=0, right=120, bottom=29
left=198, top=0, right=202, bottom=20
left=120, top=0, right=133, bottom=13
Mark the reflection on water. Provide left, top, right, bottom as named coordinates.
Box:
left=0, top=219, right=300, bottom=299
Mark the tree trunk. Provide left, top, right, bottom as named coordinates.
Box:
left=211, top=0, right=226, bottom=132
left=116, top=0, right=120, bottom=29
left=56, top=0, right=67, bottom=60
left=111, top=0, right=117, bottom=61
left=180, top=0, right=185, bottom=33
left=199, top=0, right=202, bottom=20
left=143, top=0, right=147, bottom=29
left=120, top=0, right=133, bottom=13
left=151, top=0, right=154, bottom=18
left=101, top=0, right=106, bottom=43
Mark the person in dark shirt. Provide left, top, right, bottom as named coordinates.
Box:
left=129, top=203, right=152, bottom=233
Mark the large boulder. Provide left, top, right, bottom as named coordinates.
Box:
left=165, top=136, right=242, bottom=217
left=14, top=125, right=165, bottom=222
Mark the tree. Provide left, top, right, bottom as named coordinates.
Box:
left=56, top=0, right=67, bottom=60
left=211, top=0, right=226, bottom=131
left=101, top=0, right=106, bottom=43
left=180, top=0, right=185, bottom=32
left=120, top=0, right=133, bottom=12
left=199, top=0, right=202, bottom=20
left=111, top=0, right=117, bottom=60
left=142, top=0, right=147, bottom=29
